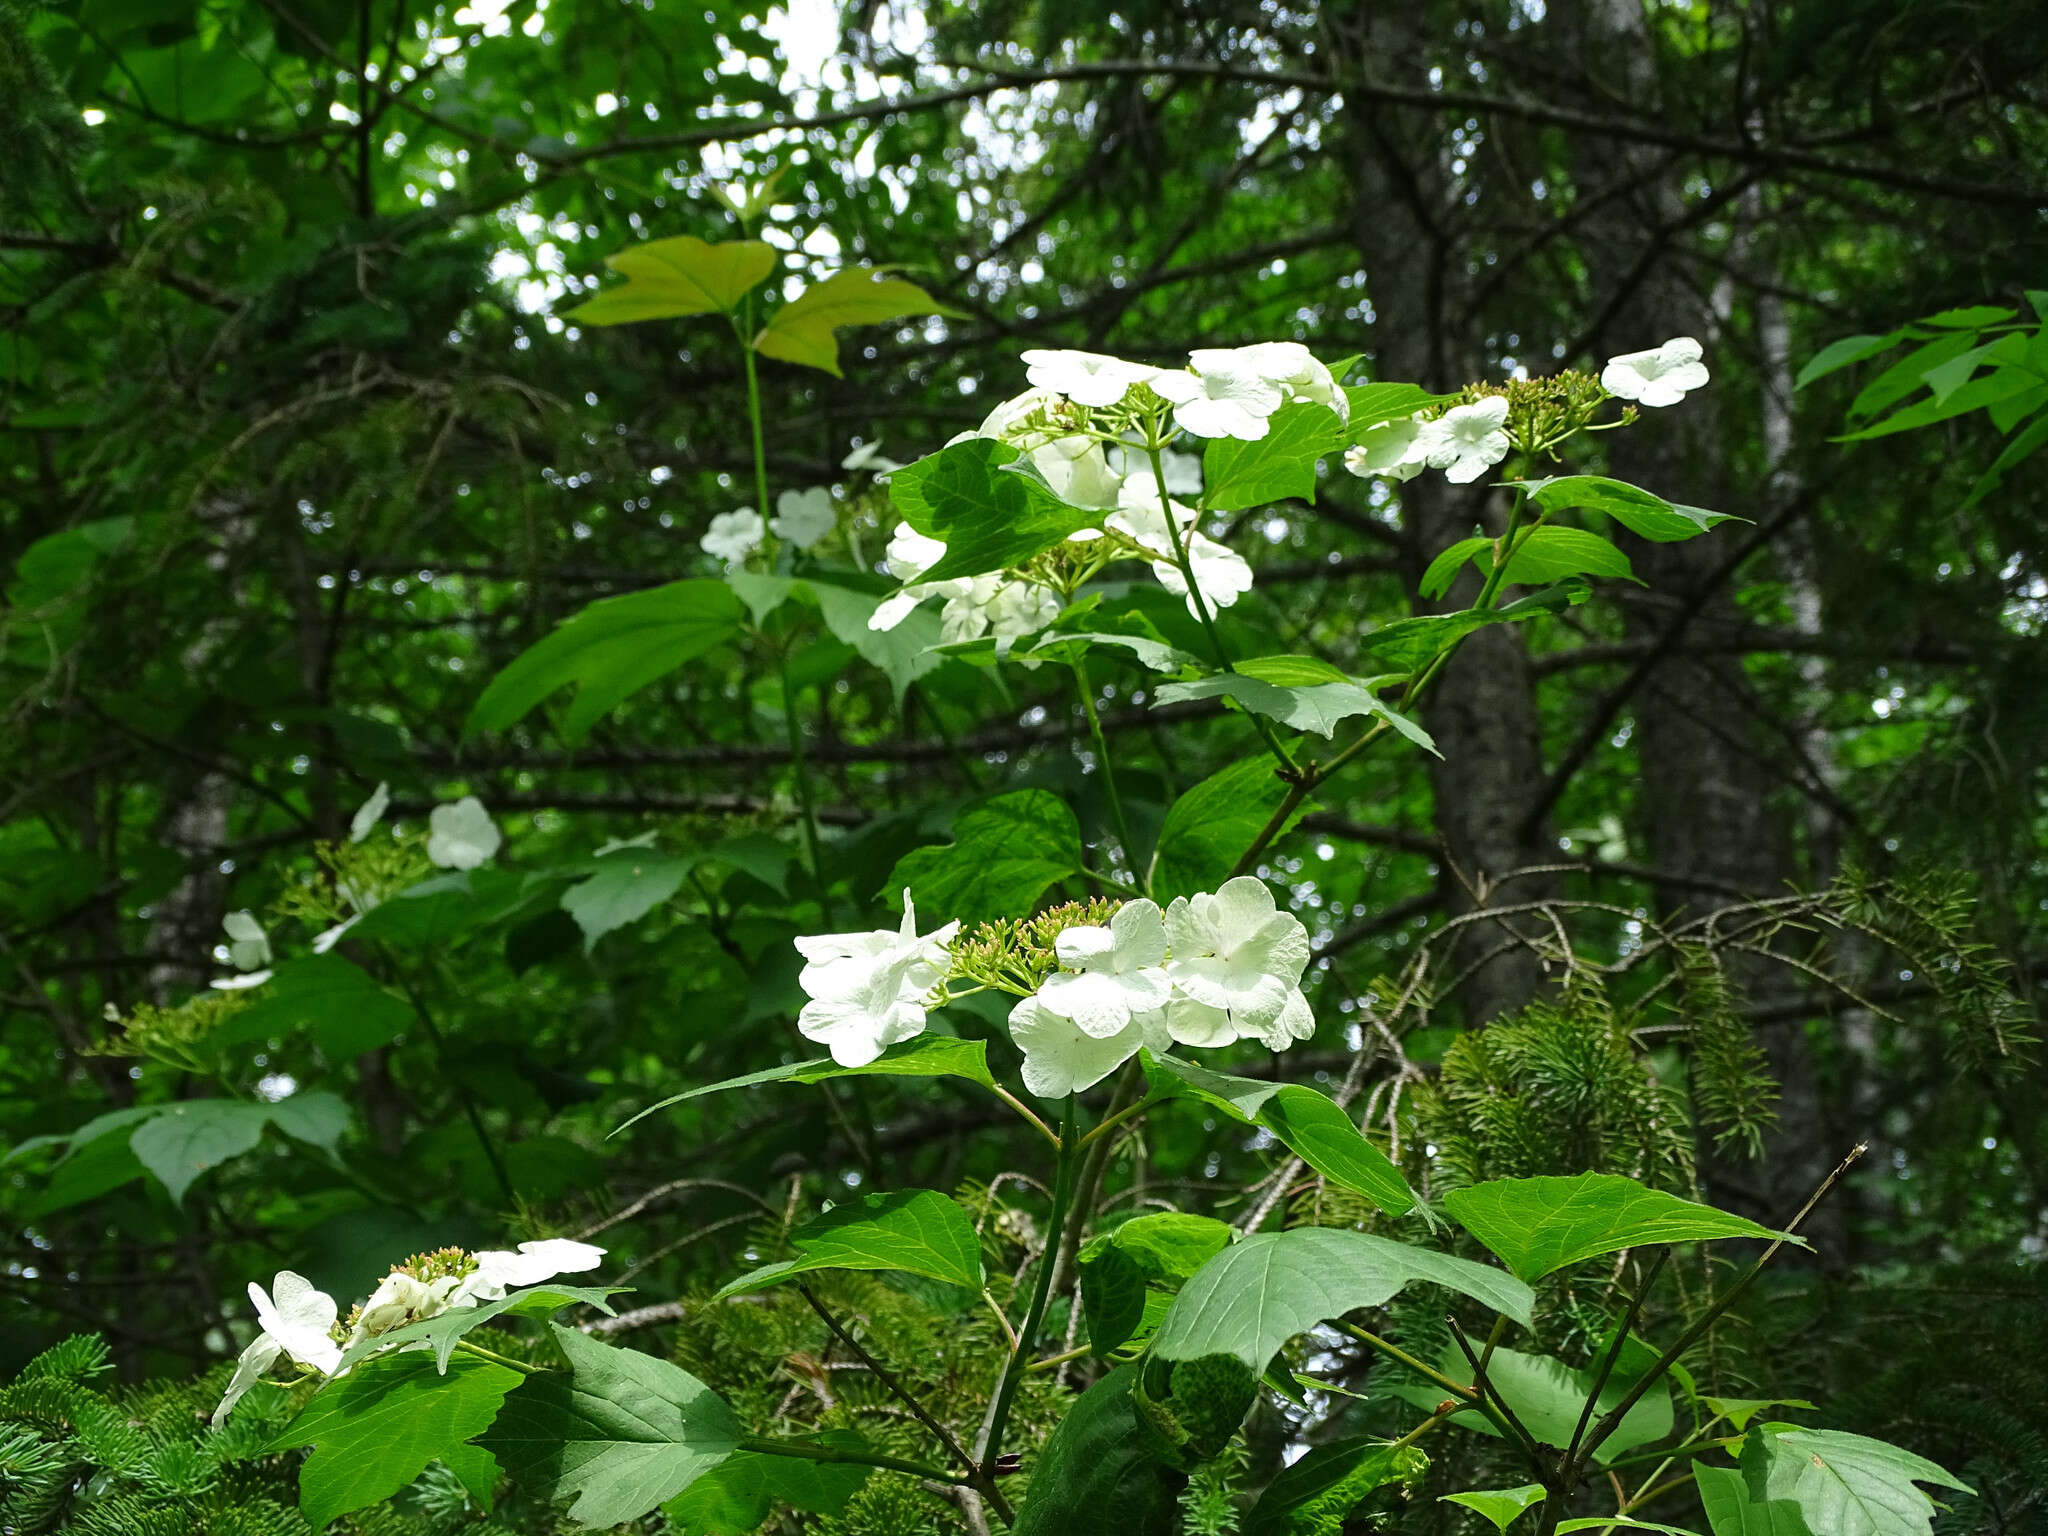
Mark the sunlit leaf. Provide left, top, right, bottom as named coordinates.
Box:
left=564, top=236, right=777, bottom=325
left=753, top=268, right=961, bottom=376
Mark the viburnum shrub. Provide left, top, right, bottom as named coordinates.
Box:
left=163, top=192, right=1968, bottom=1536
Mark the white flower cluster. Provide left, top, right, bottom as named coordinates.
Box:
left=208, top=787, right=501, bottom=990
left=791, top=877, right=1313, bottom=1098
left=1023, top=342, right=1349, bottom=443
left=867, top=344, right=1333, bottom=645
left=1010, top=878, right=1312, bottom=1096
left=1344, top=336, right=1710, bottom=488
left=212, top=1238, right=604, bottom=1426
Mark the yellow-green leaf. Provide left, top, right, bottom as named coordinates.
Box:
left=565, top=237, right=777, bottom=325
left=753, top=269, right=960, bottom=376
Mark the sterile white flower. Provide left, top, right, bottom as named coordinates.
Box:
left=770, top=487, right=837, bottom=549
left=1150, top=356, right=1284, bottom=441
left=212, top=1271, right=341, bottom=1426
left=1162, top=877, right=1311, bottom=1036
left=1222, top=342, right=1350, bottom=422
left=842, top=439, right=903, bottom=474
left=1416, top=396, right=1512, bottom=484
left=795, top=892, right=960, bottom=1067
left=870, top=524, right=967, bottom=634
left=1008, top=995, right=1168, bottom=1098
left=1020, top=348, right=1163, bottom=409
left=427, top=796, right=501, bottom=870
left=210, top=969, right=273, bottom=991
left=350, top=1270, right=460, bottom=1346
left=1037, top=899, right=1174, bottom=1038
left=884, top=522, right=947, bottom=582
left=1600, top=336, right=1710, bottom=408
left=349, top=781, right=390, bottom=842
left=222, top=911, right=270, bottom=972
left=453, top=1239, right=606, bottom=1305
left=1152, top=532, right=1254, bottom=618
left=1344, top=414, right=1430, bottom=482
left=700, top=507, right=765, bottom=565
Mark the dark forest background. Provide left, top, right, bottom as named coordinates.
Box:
left=2, top=0, right=2046, bottom=1531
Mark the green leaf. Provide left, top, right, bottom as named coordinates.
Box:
left=613, top=1036, right=996, bottom=1137
left=1420, top=537, right=1493, bottom=599
left=662, top=1432, right=873, bottom=1532
left=212, top=955, right=413, bottom=1056
left=564, top=236, right=777, bottom=325
left=888, top=438, right=1103, bottom=584
left=1151, top=671, right=1436, bottom=751
left=347, top=869, right=548, bottom=949
left=1077, top=1241, right=1152, bottom=1357
left=1442, top=1483, right=1549, bottom=1533
left=889, top=790, right=1085, bottom=925
left=715, top=1189, right=984, bottom=1299
left=1704, top=1397, right=1816, bottom=1432
left=1202, top=401, right=1349, bottom=510
left=1556, top=1521, right=1704, bottom=1536
left=984, top=627, right=1203, bottom=674
left=1696, top=1463, right=1815, bottom=1536
left=1012, top=1366, right=1187, bottom=1536
left=1383, top=1344, right=1674, bottom=1463
left=464, top=580, right=744, bottom=739
left=128, top=1100, right=268, bottom=1206
left=1151, top=758, right=1305, bottom=902
left=334, top=1285, right=623, bottom=1375
left=1793, top=332, right=1900, bottom=391
left=1922, top=304, right=2016, bottom=329
left=1345, top=382, right=1453, bottom=435
left=1443, top=1173, right=1792, bottom=1282
left=1151, top=1227, right=1534, bottom=1373
left=1140, top=1053, right=1418, bottom=1216
left=1838, top=365, right=2045, bottom=442
left=1524, top=476, right=1738, bottom=542
left=273, top=1353, right=522, bottom=1530
left=1352, top=584, right=1583, bottom=673
left=1078, top=1211, right=1235, bottom=1355
left=265, top=1091, right=351, bottom=1157
left=808, top=578, right=946, bottom=701
left=440, top=1442, right=500, bottom=1512
left=1499, top=526, right=1637, bottom=586
left=1243, top=1440, right=1427, bottom=1535
left=479, top=1325, right=743, bottom=1528
left=560, top=851, right=692, bottom=951
left=1742, top=1424, right=1971, bottom=1536
left=753, top=268, right=960, bottom=377
left=1847, top=331, right=1978, bottom=421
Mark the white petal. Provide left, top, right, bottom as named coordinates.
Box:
left=311, top=916, right=358, bottom=955
left=349, top=782, right=391, bottom=842
left=1037, top=970, right=1136, bottom=1038
left=212, top=1334, right=283, bottom=1426
left=1241, top=987, right=1315, bottom=1050
left=1053, top=924, right=1117, bottom=971
left=1163, top=993, right=1235, bottom=1047
left=1108, top=899, right=1168, bottom=970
